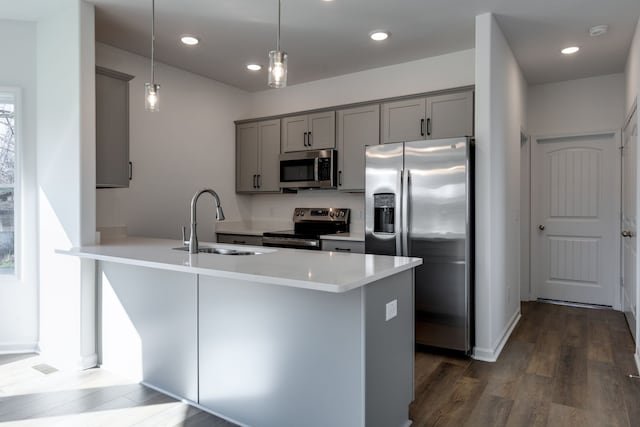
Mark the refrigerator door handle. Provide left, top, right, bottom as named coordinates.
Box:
left=402, top=169, right=410, bottom=255
left=396, top=170, right=403, bottom=255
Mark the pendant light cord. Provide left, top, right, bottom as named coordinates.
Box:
left=151, top=0, right=155, bottom=84
left=276, top=0, right=281, bottom=52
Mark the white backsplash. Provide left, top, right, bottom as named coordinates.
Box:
left=250, top=191, right=365, bottom=233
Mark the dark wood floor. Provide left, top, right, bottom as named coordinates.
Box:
left=410, top=301, right=640, bottom=427
left=1, top=301, right=638, bottom=426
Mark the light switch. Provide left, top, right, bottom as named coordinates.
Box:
left=385, top=299, right=397, bottom=321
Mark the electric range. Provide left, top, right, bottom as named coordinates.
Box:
left=262, top=208, right=350, bottom=250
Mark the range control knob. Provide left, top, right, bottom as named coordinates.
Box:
left=339, top=211, right=345, bottom=217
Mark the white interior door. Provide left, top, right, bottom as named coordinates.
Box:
left=622, top=107, right=637, bottom=338
left=532, top=132, right=620, bottom=306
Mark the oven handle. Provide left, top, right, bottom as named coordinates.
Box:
left=262, top=237, right=320, bottom=248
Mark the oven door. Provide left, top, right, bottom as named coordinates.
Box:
left=262, top=235, right=322, bottom=250
left=279, top=150, right=337, bottom=189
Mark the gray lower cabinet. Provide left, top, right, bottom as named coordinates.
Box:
left=198, top=271, right=413, bottom=427
left=96, top=66, right=134, bottom=188
left=282, top=111, right=336, bottom=152
left=321, top=239, right=365, bottom=253
left=236, top=119, right=280, bottom=193
left=99, top=261, right=414, bottom=427
left=216, top=233, right=262, bottom=246
left=336, top=104, right=380, bottom=192
left=99, top=262, right=198, bottom=401
left=381, top=90, right=473, bottom=144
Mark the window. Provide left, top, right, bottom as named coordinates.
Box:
left=0, top=93, right=16, bottom=275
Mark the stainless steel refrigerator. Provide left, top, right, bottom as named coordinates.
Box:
left=365, top=137, right=474, bottom=353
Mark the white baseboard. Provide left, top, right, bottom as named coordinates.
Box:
left=0, top=342, right=39, bottom=355
left=472, top=310, right=521, bottom=362
left=635, top=351, right=640, bottom=375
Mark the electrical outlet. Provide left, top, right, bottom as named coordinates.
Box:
left=386, top=299, right=397, bottom=321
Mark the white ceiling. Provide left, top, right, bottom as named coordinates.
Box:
left=3, top=1, right=640, bottom=92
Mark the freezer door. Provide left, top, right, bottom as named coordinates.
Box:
left=404, top=138, right=470, bottom=351
left=365, top=142, right=404, bottom=256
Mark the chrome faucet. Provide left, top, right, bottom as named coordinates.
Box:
left=185, top=188, right=225, bottom=254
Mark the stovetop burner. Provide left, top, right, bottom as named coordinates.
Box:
left=262, top=208, right=350, bottom=250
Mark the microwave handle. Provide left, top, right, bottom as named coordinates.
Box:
left=314, top=158, right=319, bottom=182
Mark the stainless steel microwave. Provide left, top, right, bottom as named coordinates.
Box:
left=279, top=149, right=337, bottom=189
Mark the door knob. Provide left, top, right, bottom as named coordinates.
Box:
left=622, top=230, right=630, bottom=237
left=538, top=225, right=545, bottom=231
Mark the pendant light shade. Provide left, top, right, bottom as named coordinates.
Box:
left=268, top=50, right=288, bottom=88
left=145, top=83, right=160, bottom=111
left=145, top=0, right=160, bottom=112
left=268, top=0, right=287, bottom=88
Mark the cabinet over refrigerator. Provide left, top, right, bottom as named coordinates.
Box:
left=365, top=137, right=474, bottom=353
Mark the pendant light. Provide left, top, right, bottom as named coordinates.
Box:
left=145, top=0, right=160, bottom=111
left=268, top=0, right=287, bottom=88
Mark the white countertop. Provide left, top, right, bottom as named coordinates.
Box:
left=57, top=237, right=420, bottom=293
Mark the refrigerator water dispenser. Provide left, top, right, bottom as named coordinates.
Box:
left=374, top=193, right=395, bottom=233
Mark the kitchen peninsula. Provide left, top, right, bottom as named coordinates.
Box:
left=59, top=237, right=421, bottom=427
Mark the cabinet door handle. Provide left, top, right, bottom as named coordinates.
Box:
left=427, top=118, right=432, bottom=136
left=338, top=170, right=342, bottom=186
left=253, top=174, right=257, bottom=188
left=420, top=119, right=425, bottom=137
left=308, top=131, right=312, bottom=146
left=129, top=161, right=133, bottom=180
left=334, top=247, right=351, bottom=252
left=303, top=132, right=308, bottom=146
left=257, top=174, right=261, bottom=188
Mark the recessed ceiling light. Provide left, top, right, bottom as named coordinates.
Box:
left=180, top=35, right=199, bottom=46
left=247, top=64, right=262, bottom=71
left=589, top=25, right=608, bottom=37
left=561, top=46, right=580, bottom=55
left=370, top=31, right=390, bottom=41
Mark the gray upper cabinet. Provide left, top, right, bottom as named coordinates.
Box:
left=236, top=119, right=281, bottom=193
left=426, top=91, right=474, bottom=140
left=381, top=90, right=473, bottom=144
left=381, top=98, right=426, bottom=144
left=282, top=111, right=335, bottom=152
left=236, top=123, right=259, bottom=192
left=336, top=104, right=380, bottom=192
left=96, top=66, right=134, bottom=188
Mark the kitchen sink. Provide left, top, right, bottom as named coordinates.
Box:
left=173, top=246, right=262, bottom=256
